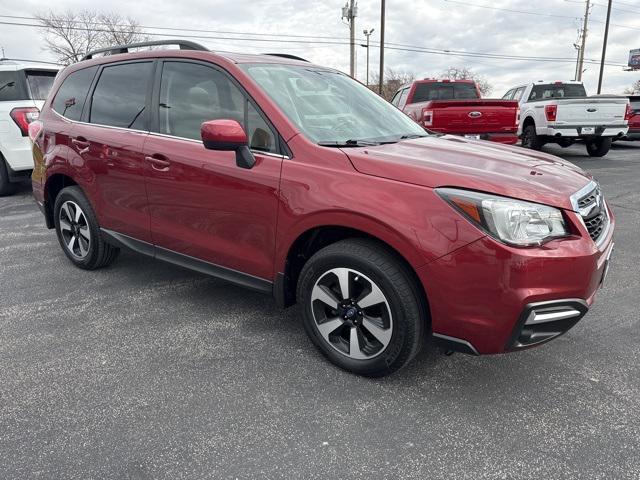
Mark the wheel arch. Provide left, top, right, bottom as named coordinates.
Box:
left=43, top=173, right=79, bottom=228
left=274, top=224, right=431, bottom=327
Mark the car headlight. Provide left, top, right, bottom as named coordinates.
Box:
left=437, top=188, right=569, bottom=246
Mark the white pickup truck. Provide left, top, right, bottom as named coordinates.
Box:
left=0, top=59, right=58, bottom=195
left=504, top=81, right=631, bottom=157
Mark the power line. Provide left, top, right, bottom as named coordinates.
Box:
left=0, top=18, right=628, bottom=67
left=443, top=0, right=640, bottom=31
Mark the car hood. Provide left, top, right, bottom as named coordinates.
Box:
left=344, top=135, right=592, bottom=211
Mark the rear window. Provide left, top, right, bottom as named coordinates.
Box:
left=412, top=82, right=479, bottom=102
left=52, top=66, right=98, bottom=121
left=0, top=71, right=23, bottom=101
left=528, top=84, right=587, bottom=101
left=630, top=98, right=640, bottom=113
left=25, top=70, right=57, bottom=100
left=89, top=62, right=152, bottom=130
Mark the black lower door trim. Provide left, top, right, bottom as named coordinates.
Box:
left=100, top=228, right=273, bottom=294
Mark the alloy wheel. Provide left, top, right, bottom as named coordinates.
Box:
left=59, top=200, right=91, bottom=259
left=310, top=268, right=393, bottom=360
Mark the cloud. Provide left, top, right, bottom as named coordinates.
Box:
left=1, top=0, right=638, bottom=94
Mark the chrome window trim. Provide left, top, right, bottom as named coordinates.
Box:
left=147, top=131, right=290, bottom=159
left=50, top=110, right=290, bottom=159
left=51, top=109, right=149, bottom=135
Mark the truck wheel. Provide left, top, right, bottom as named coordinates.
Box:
left=586, top=137, right=612, bottom=157
left=297, top=238, right=426, bottom=377
left=54, top=186, right=120, bottom=270
left=522, top=125, right=544, bottom=150
left=0, top=155, right=17, bottom=197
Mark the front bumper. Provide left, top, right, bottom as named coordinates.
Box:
left=420, top=205, right=615, bottom=355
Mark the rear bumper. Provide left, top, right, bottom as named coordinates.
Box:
left=419, top=207, right=615, bottom=355
left=621, top=129, right=640, bottom=140
left=0, top=137, right=35, bottom=172
left=538, top=124, right=628, bottom=138
left=432, top=130, right=518, bottom=144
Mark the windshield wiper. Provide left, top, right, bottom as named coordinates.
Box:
left=318, top=139, right=381, bottom=147
left=399, top=133, right=429, bottom=140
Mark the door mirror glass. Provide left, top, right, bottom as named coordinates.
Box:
left=201, top=119, right=255, bottom=169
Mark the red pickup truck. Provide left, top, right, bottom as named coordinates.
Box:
left=391, top=79, right=520, bottom=144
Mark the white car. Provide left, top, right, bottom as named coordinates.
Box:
left=0, top=59, right=58, bottom=195
left=503, top=81, right=630, bottom=157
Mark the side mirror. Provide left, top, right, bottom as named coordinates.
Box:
left=201, top=119, right=256, bottom=169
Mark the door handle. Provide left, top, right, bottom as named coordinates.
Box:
left=71, top=137, right=90, bottom=155
left=145, top=155, right=171, bottom=171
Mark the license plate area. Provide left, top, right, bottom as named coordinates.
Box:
left=464, top=134, right=481, bottom=140
left=580, top=126, right=595, bottom=135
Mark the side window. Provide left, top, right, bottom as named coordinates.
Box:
left=89, top=62, right=152, bottom=129
left=513, top=87, right=525, bottom=102
left=502, top=89, right=514, bottom=100
left=52, top=66, right=98, bottom=121
left=390, top=90, right=402, bottom=107
left=247, top=102, right=277, bottom=153
left=159, top=61, right=277, bottom=153
left=0, top=71, right=22, bottom=101
left=397, top=88, right=410, bottom=108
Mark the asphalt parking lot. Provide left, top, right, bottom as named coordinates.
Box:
left=1, top=141, right=639, bottom=479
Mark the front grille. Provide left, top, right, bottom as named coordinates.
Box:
left=574, top=184, right=608, bottom=245
left=578, top=193, right=596, bottom=210
left=584, top=213, right=605, bottom=241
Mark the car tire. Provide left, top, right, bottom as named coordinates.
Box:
left=522, top=124, right=544, bottom=150
left=586, top=137, right=612, bottom=157
left=0, top=155, right=17, bottom=197
left=53, top=186, right=119, bottom=270
left=297, top=238, right=426, bottom=377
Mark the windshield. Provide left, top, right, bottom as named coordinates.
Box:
left=26, top=70, right=57, bottom=100
left=412, top=82, right=479, bottom=102
left=241, top=64, right=427, bottom=145
left=528, top=84, right=587, bottom=101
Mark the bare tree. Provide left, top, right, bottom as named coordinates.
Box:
left=623, top=80, right=640, bottom=95
left=369, top=68, right=416, bottom=101
left=441, top=66, right=493, bottom=96
left=35, top=10, right=147, bottom=65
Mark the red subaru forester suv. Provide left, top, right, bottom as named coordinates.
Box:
left=30, top=40, right=614, bottom=376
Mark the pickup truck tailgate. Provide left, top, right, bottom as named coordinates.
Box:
left=426, top=99, right=518, bottom=134
left=556, top=98, right=627, bottom=125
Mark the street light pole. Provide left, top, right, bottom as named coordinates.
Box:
left=597, top=0, right=612, bottom=94
left=362, top=28, right=374, bottom=87
left=379, top=0, right=385, bottom=95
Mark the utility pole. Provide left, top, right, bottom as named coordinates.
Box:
left=342, top=1, right=358, bottom=78
left=597, top=0, right=612, bottom=94
left=576, top=0, right=591, bottom=82
left=362, top=28, right=374, bottom=87
left=379, top=0, right=386, bottom=96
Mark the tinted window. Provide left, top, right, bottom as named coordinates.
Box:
left=159, top=61, right=277, bottom=153
left=26, top=70, right=57, bottom=100
left=0, top=71, right=22, bottom=101
left=52, top=66, right=98, bottom=121
left=528, top=83, right=587, bottom=101
left=412, top=82, right=479, bottom=102
left=630, top=98, right=640, bottom=113
left=90, top=62, right=152, bottom=129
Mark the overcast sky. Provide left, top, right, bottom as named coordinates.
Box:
left=1, top=0, right=638, bottom=95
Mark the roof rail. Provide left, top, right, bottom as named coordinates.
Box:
left=263, top=53, right=309, bottom=62
left=82, top=39, right=209, bottom=61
